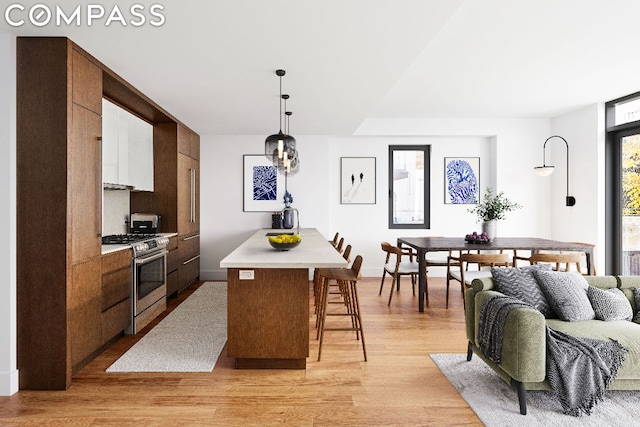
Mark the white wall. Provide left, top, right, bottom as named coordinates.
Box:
left=0, top=33, right=18, bottom=396
left=200, top=135, right=332, bottom=280
left=200, top=117, right=565, bottom=279
left=550, top=104, right=606, bottom=270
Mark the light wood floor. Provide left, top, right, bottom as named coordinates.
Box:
left=0, top=277, right=482, bottom=426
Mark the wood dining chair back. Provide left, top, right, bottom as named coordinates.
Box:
left=522, top=252, right=583, bottom=274
left=316, top=255, right=366, bottom=362
left=446, top=252, right=510, bottom=309
left=379, top=242, right=419, bottom=306
left=335, top=237, right=345, bottom=254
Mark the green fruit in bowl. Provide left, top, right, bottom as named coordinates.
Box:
left=268, top=234, right=301, bottom=244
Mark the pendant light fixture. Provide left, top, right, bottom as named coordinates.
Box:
left=284, top=110, right=300, bottom=175
left=264, top=69, right=297, bottom=172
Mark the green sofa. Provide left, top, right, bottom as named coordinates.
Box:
left=465, top=275, right=640, bottom=415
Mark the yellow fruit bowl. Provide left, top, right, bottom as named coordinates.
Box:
left=268, top=234, right=302, bottom=251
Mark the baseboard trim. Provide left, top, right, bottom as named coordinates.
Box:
left=0, top=368, right=19, bottom=396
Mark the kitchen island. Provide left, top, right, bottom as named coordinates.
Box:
left=220, top=228, right=347, bottom=369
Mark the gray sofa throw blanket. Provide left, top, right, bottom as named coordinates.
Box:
left=478, top=294, right=629, bottom=416
left=546, top=327, right=627, bottom=416
left=478, top=294, right=531, bottom=364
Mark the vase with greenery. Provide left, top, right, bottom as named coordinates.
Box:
left=468, top=187, right=521, bottom=238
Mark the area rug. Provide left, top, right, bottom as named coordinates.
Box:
left=430, top=353, right=640, bottom=426
left=107, top=282, right=227, bottom=372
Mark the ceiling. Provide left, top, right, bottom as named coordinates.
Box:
left=3, top=0, right=640, bottom=136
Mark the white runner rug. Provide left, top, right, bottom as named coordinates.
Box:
left=107, top=282, right=227, bottom=372
left=431, top=353, right=640, bottom=426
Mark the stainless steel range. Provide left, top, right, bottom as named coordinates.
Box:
left=102, top=234, right=169, bottom=334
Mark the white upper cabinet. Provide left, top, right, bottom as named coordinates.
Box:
left=102, top=98, right=154, bottom=191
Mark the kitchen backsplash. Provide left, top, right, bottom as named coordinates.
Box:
left=103, top=189, right=130, bottom=235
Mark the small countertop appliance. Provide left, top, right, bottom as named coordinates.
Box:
left=130, top=213, right=161, bottom=234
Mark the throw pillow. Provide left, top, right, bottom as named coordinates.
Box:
left=633, top=288, right=640, bottom=322
left=587, top=286, right=633, bottom=321
left=491, top=264, right=554, bottom=317
left=533, top=270, right=595, bottom=321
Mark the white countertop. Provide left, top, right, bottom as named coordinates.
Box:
left=220, top=228, right=348, bottom=269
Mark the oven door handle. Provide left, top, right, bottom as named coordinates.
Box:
left=135, top=249, right=168, bottom=265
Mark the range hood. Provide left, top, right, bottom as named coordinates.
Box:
left=103, top=182, right=134, bottom=191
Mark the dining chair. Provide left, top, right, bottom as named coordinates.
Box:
left=516, top=252, right=583, bottom=274
left=379, top=242, right=419, bottom=306
left=316, top=255, right=366, bottom=361
left=446, top=252, right=510, bottom=308
left=424, top=248, right=460, bottom=307
left=329, top=232, right=340, bottom=247
left=566, top=242, right=596, bottom=275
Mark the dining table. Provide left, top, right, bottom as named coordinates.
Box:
left=396, top=236, right=595, bottom=312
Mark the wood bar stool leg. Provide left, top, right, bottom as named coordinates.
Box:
left=350, top=279, right=367, bottom=361
left=317, top=276, right=331, bottom=361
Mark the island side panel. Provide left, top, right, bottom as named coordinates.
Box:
left=227, top=268, right=309, bottom=369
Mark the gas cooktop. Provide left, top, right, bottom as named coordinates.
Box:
left=102, top=234, right=160, bottom=245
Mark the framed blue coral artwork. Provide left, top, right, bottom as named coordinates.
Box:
left=243, top=155, right=285, bottom=212
left=444, top=157, right=480, bottom=204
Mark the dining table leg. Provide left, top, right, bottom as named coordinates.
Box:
left=585, top=249, right=594, bottom=275
left=418, top=248, right=426, bottom=312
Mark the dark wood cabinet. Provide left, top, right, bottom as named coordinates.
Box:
left=178, top=153, right=200, bottom=237
left=132, top=124, right=200, bottom=296
left=17, top=38, right=103, bottom=389
left=18, top=36, right=198, bottom=390
left=101, top=249, right=132, bottom=345
left=70, top=257, right=102, bottom=371
left=70, top=103, right=102, bottom=264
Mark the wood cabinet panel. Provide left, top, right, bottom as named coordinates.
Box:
left=166, top=269, right=179, bottom=297
left=190, top=130, right=200, bottom=160
left=70, top=257, right=102, bottom=370
left=101, top=249, right=132, bottom=273
left=101, top=298, right=131, bottom=344
left=70, top=104, right=102, bottom=264
left=177, top=123, right=191, bottom=158
left=178, top=154, right=199, bottom=237
left=101, top=267, right=131, bottom=311
left=178, top=234, right=200, bottom=261
left=167, top=248, right=179, bottom=274
left=227, top=268, right=309, bottom=364
left=17, top=37, right=71, bottom=390
left=167, top=235, right=178, bottom=251
left=72, top=49, right=102, bottom=114
left=178, top=255, right=200, bottom=291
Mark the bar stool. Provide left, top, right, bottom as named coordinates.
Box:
left=314, top=244, right=352, bottom=315
left=315, top=255, right=366, bottom=362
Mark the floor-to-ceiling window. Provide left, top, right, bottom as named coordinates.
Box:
left=606, top=93, right=640, bottom=274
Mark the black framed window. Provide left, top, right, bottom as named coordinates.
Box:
left=388, top=145, right=430, bottom=229
left=606, top=91, right=640, bottom=275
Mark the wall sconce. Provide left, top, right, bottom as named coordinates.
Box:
left=533, top=135, right=576, bottom=206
